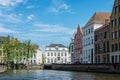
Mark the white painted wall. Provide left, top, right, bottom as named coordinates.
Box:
left=82, top=23, right=103, bottom=64
left=45, top=47, right=70, bottom=64
left=30, top=49, right=43, bottom=65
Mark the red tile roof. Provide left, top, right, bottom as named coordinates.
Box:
left=85, top=12, right=111, bottom=26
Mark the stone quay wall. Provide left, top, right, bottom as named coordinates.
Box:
left=52, top=63, right=120, bottom=73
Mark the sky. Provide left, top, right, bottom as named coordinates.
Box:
left=0, top=0, right=114, bottom=52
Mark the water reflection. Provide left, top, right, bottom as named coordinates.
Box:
left=0, top=70, right=120, bottom=80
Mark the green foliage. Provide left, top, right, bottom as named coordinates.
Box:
left=0, top=36, right=37, bottom=67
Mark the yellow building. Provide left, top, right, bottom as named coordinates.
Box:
left=110, top=0, right=120, bottom=63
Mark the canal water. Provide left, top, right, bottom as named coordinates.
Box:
left=0, top=70, right=120, bottom=80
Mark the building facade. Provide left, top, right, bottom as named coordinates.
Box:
left=69, top=33, right=75, bottom=64
left=94, top=24, right=110, bottom=63
left=74, top=24, right=83, bottom=63
left=110, top=0, right=120, bottom=63
left=82, top=12, right=111, bottom=64
left=45, top=44, right=70, bottom=64
left=30, top=48, right=43, bottom=65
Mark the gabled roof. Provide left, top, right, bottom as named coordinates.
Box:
left=47, top=44, right=66, bottom=47
left=77, top=24, right=82, bottom=33
left=85, top=12, right=111, bottom=26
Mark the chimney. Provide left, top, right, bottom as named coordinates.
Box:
left=105, top=19, right=110, bottom=25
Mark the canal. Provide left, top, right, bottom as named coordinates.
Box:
left=0, top=70, right=120, bottom=80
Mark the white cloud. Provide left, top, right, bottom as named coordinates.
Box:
left=0, top=24, right=16, bottom=33
left=0, top=10, right=22, bottom=23
left=0, top=0, right=25, bottom=7
left=6, top=14, right=22, bottom=23
left=49, top=0, right=73, bottom=14
left=34, top=23, right=75, bottom=35
left=27, top=14, right=34, bottom=20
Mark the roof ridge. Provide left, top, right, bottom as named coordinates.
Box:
left=84, top=12, right=111, bottom=27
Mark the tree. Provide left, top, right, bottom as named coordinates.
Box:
left=23, top=40, right=36, bottom=66
left=0, top=36, right=37, bottom=69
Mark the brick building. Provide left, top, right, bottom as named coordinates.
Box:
left=94, top=23, right=110, bottom=63
left=74, top=24, right=83, bottom=63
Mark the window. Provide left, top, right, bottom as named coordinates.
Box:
left=119, top=43, right=120, bottom=51
left=115, top=44, right=118, bottom=51
left=115, top=19, right=117, bottom=26
left=65, top=53, right=67, bottom=56
left=58, top=53, right=60, bottom=56
left=95, top=35, right=97, bottom=41
left=98, top=55, right=100, bottom=63
left=47, top=53, right=49, bottom=56
left=89, top=29, right=90, bottom=34
left=107, top=41, right=109, bottom=52
left=61, top=53, right=63, bottom=56
left=119, top=18, right=120, bottom=25
left=119, top=5, right=120, bottom=12
left=119, top=30, right=120, bottom=38
left=84, top=39, right=85, bottom=47
left=47, top=59, right=50, bottom=63
left=58, top=57, right=60, bottom=60
left=98, top=44, right=100, bottom=54
left=112, top=32, right=115, bottom=39
left=115, top=55, right=117, bottom=63
left=91, top=48, right=93, bottom=63
left=86, top=38, right=87, bottom=46
left=54, top=53, right=56, bottom=56
left=111, top=56, right=114, bottom=63
left=71, top=45, right=74, bottom=52
left=112, top=44, right=114, bottom=52
left=62, top=59, right=63, bottom=63
left=111, top=20, right=114, bottom=27
left=115, top=6, right=118, bottom=14
left=86, top=30, right=87, bottom=35
left=107, top=54, right=109, bottom=63
left=95, top=56, right=97, bottom=63
left=54, top=59, right=56, bottom=63
left=95, top=44, right=97, bottom=54
left=51, top=53, right=53, bottom=56
left=91, top=27, right=93, bottom=33
left=88, top=37, right=90, bottom=45
left=51, top=59, right=53, bottom=63
left=84, top=31, right=85, bottom=36
left=91, top=38, right=93, bottom=44
left=104, top=32, right=107, bottom=38
left=119, top=55, right=120, bottom=63
left=115, top=31, right=118, bottom=39
left=103, top=42, right=106, bottom=53
left=117, top=18, right=119, bottom=26
left=65, top=59, right=67, bottom=63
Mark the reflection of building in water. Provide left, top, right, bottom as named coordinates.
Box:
left=45, top=44, right=70, bottom=64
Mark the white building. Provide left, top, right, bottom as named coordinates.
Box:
left=45, top=44, right=70, bottom=64
left=82, top=12, right=111, bottom=64
left=29, top=48, right=43, bottom=65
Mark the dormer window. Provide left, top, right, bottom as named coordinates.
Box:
left=55, top=46, right=58, bottom=50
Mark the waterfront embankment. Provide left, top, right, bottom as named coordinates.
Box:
left=50, top=63, right=120, bottom=73
left=26, top=65, right=43, bottom=70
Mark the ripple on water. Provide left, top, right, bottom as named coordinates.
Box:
left=0, top=70, right=120, bottom=80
